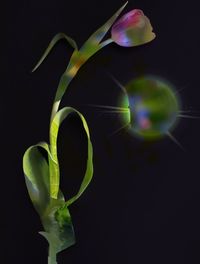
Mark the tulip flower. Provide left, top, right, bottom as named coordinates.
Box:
left=111, top=9, right=156, bottom=47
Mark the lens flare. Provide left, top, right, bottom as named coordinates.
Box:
left=120, top=76, right=180, bottom=140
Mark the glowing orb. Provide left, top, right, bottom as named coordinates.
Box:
left=121, top=76, right=180, bottom=139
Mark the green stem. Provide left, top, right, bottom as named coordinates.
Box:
left=99, top=38, right=114, bottom=48
left=48, top=246, right=57, bottom=264
left=50, top=73, right=74, bottom=123
left=49, top=38, right=114, bottom=125
left=48, top=37, right=113, bottom=199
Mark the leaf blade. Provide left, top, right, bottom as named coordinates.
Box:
left=81, top=2, right=128, bottom=50
left=32, top=33, right=78, bottom=72
left=40, top=203, right=75, bottom=254
left=49, top=107, right=94, bottom=203
left=23, top=142, right=51, bottom=215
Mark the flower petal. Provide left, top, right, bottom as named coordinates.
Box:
left=111, top=9, right=156, bottom=47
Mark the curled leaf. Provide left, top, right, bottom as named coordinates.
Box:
left=49, top=107, right=93, bottom=202
left=23, top=142, right=52, bottom=215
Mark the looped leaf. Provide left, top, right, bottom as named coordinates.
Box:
left=23, top=142, right=53, bottom=215
left=49, top=107, right=93, bottom=204
left=32, top=33, right=78, bottom=72
left=23, top=142, right=76, bottom=254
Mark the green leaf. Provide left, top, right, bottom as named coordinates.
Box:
left=32, top=33, right=78, bottom=72
left=23, top=141, right=66, bottom=215
left=80, top=2, right=128, bottom=54
left=49, top=107, right=94, bottom=203
left=40, top=202, right=75, bottom=256
left=23, top=142, right=76, bottom=258
left=23, top=142, right=52, bottom=215
left=50, top=3, right=128, bottom=120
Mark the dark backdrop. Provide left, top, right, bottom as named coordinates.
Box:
left=2, top=0, right=200, bottom=263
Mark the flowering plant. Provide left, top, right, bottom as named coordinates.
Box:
left=23, top=2, right=155, bottom=263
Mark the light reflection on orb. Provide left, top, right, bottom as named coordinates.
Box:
left=120, top=76, right=181, bottom=140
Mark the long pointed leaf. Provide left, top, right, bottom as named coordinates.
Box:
left=32, top=33, right=78, bottom=72
left=81, top=1, right=128, bottom=50
left=49, top=3, right=128, bottom=120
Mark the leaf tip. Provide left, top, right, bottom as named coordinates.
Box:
left=122, top=1, right=129, bottom=10
left=31, top=65, right=38, bottom=73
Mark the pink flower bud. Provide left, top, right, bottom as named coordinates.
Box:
left=111, top=9, right=156, bottom=47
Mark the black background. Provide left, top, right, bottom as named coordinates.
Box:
left=2, top=0, right=200, bottom=263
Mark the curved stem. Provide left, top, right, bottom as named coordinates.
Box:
left=49, top=38, right=114, bottom=125
left=48, top=256, right=57, bottom=264
left=48, top=37, right=114, bottom=199
left=99, top=38, right=114, bottom=48
left=50, top=73, right=74, bottom=123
